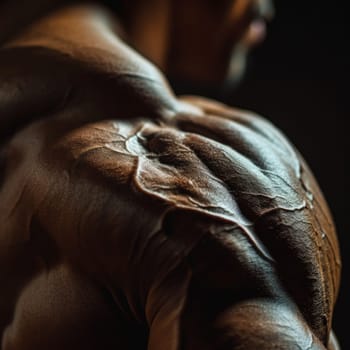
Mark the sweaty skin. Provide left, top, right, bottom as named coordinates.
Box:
left=0, top=3, right=341, bottom=350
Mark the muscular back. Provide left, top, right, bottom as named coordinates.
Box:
left=0, top=3, right=341, bottom=349
left=0, top=95, right=340, bottom=349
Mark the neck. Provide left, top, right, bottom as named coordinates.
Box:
left=124, top=0, right=171, bottom=70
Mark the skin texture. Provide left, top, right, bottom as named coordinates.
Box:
left=0, top=2, right=341, bottom=349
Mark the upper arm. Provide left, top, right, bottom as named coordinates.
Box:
left=209, top=299, right=328, bottom=350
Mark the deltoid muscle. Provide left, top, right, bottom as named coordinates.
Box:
left=0, top=95, right=341, bottom=349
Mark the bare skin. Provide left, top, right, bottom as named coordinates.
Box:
left=0, top=2, right=341, bottom=349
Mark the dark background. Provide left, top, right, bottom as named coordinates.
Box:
left=174, top=1, right=347, bottom=347
left=231, top=1, right=347, bottom=347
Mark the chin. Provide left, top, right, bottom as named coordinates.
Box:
left=225, top=46, right=249, bottom=87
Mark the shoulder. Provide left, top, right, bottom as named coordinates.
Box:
left=0, top=97, right=340, bottom=339
left=174, top=96, right=341, bottom=340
